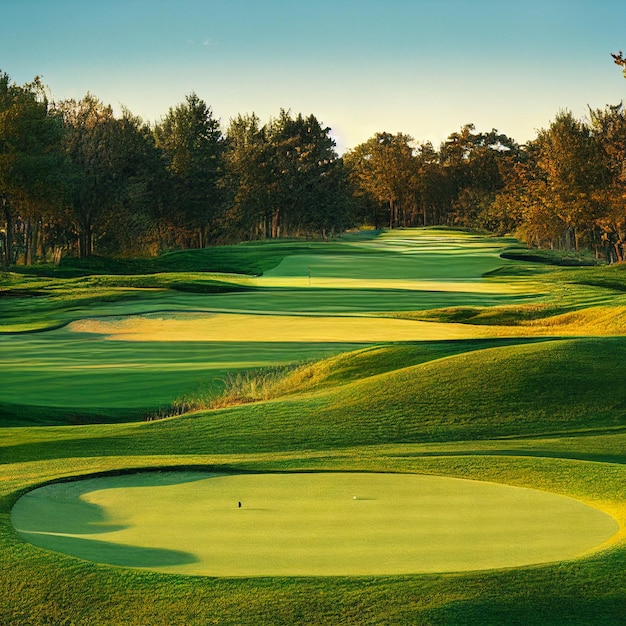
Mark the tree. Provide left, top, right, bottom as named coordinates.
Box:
left=534, top=110, right=607, bottom=249
left=438, top=125, right=521, bottom=228
left=262, top=110, right=339, bottom=237
left=413, top=142, right=442, bottom=227
left=589, top=103, right=626, bottom=260
left=225, top=110, right=346, bottom=240
left=223, top=113, right=273, bottom=240
left=0, top=71, right=64, bottom=267
left=98, top=108, right=166, bottom=255
left=154, top=93, right=225, bottom=248
left=344, top=132, right=416, bottom=229
left=611, top=51, right=626, bottom=78
left=58, top=95, right=127, bottom=257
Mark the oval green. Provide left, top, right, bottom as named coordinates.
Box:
left=11, top=471, right=618, bottom=577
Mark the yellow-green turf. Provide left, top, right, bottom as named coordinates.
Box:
left=11, top=471, right=618, bottom=577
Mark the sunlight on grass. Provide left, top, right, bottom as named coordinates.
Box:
left=67, top=304, right=626, bottom=344
left=247, top=275, right=540, bottom=294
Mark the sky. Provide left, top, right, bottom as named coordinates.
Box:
left=2, top=0, right=626, bottom=153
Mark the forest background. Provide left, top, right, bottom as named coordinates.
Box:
left=2, top=58, right=626, bottom=268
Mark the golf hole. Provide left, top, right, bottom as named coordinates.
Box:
left=11, top=471, right=618, bottom=577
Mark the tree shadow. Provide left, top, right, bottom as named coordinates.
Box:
left=17, top=530, right=198, bottom=568
left=11, top=470, right=221, bottom=535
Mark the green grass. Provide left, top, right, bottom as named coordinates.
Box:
left=0, top=333, right=364, bottom=425
left=3, top=228, right=626, bottom=625
left=3, top=337, right=625, bottom=465
left=501, top=246, right=599, bottom=266
left=2, top=452, right=626, bottom=625
left=11, top=239, right=386, bottom=278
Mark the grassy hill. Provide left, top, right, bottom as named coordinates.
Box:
left=4, top=336, right=625, bottom=465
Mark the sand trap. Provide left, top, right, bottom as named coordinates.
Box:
left=11, top=472, right=618, bottom=577
left=69, top=313, right=488, bottom=342
left=69, top=303, right=626, bottom=343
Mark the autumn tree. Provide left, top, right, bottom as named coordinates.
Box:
left=344, top=132, right=416, bottom=229
left=534, top=110, right=607, bottom=249
left=588, top=103, right=626, bottom=260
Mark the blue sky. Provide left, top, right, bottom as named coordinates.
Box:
left=2, top=0, right=625, bottom=152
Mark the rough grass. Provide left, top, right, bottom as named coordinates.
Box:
left=183, top=338, right=547, bottom=411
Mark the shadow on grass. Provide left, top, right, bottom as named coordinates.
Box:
left=431, top=596, right=626, bottom=626
left=11, top=470, right=216, bottom=535
left=17, top=531, right=198, bottom=568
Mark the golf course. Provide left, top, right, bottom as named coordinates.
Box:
left=3, top=228, right=626, bottom=624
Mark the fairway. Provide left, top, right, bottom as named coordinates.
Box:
left=11, top=471, right=618, bottom=577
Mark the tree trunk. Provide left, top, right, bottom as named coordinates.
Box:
left=26, top=219, right=38, bottom=266
left=37, top=222, right=46, bottom=262
left=271, top=208, right=280, bottom=239
left=2, top=197, right=12, bottom=269
left=78, top=224, right=93, bottom=258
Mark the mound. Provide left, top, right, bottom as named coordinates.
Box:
left=317, top=337, right=626, bottom=442
left=7, top=337, right=625, bottom=462
left=179, top=337, right=626, bottom=452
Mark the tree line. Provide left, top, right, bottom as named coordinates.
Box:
left=1, top=67, right=626, bottom=267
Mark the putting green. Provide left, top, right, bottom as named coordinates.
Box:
left=11, top=472, right=618, bottom=577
